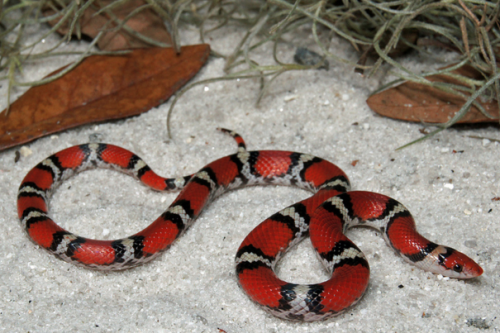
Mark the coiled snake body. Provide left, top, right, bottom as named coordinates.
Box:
left=17, top=129, right=482, bottom=321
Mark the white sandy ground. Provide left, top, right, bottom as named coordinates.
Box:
left=0, top=22, right=499, bottom=333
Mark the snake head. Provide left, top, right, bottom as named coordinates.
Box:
left=435, top=246, right=483, bottom=279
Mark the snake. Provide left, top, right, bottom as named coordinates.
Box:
left=17, top=128, right=483, bottom=321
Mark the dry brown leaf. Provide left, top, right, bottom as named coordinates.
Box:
left=44, top=0, right=171, bottom=51
left=366, top=65, right=499, bottom=124
left=0, top=45, right=210, bottom=151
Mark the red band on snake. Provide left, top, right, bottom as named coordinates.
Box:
left=17, top=128, right=483, bottom=321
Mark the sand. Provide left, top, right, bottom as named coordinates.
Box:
left=0, top=22, right=498, bottom=333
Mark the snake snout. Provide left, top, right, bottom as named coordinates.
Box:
left=440, top=247, right=483, bottom=279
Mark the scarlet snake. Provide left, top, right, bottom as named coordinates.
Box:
left=17, top=128, right=483, bottom=321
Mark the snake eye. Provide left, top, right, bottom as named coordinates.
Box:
left=453, top=264, right=463, bottom=273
